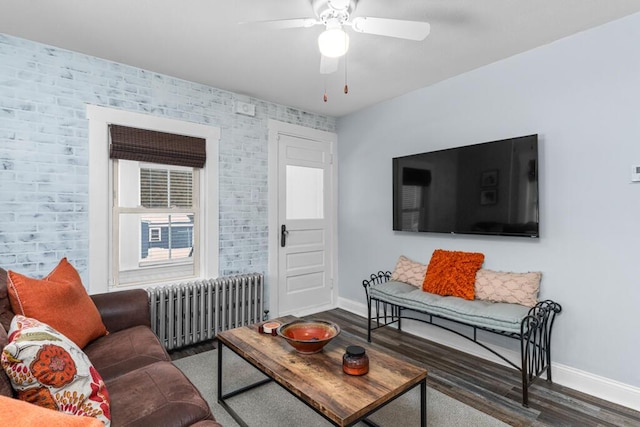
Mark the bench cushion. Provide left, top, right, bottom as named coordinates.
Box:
left=369, top=281, right=530, bottom=334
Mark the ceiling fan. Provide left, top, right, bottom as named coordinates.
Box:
left=255, top=0, right=431, bottom=75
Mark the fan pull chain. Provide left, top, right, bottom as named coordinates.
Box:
left=344, top=40, right=349, bottom=94
left=323, top=76, right=328, bottom=102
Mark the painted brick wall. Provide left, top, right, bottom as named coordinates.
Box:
left=0, top=34, right=336, bottom=284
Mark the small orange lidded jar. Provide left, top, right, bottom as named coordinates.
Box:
left=342, top=345, right=369, bottom=376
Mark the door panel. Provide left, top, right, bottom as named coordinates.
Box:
left=285, top=145, right=327, bottom=163
left=286, top=272, right=325, bottom=293
left=286, top=228, right=325, bottom=246
left=286, top=251, right=325, bottom=270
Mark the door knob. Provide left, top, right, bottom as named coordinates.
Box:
left=281, top=224, right=289, bottom=247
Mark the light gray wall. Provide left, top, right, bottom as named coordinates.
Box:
left=336, top=13, right=640, bottom=388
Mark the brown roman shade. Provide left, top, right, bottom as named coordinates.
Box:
left=109, top=124, right=206, bottom=168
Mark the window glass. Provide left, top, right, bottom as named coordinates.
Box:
left=115, top=160, right=198, bottom=286
left=140, top=168, right=193, bottom=208
left=286, top=165, right=324, bottom=220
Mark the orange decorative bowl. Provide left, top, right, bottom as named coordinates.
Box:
left=277, top=320, right=341, bottom=354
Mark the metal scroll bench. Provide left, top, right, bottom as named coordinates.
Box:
left=363, top=271, right=562, bottom=407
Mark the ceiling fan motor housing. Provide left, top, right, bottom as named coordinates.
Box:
left=312, top=0, right=358, bottom=24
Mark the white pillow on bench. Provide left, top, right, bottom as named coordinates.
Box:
left=390, top=256, right=426, bottom=288
left=474, top=269, right=541, bottom=307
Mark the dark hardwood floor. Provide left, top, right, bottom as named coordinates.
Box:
left=170, top=308, right=640, bottom=427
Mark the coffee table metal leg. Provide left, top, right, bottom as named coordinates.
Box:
left=421, top=378, right=426, bottom=427
left=217, top=341, right=273, bottom=427
left=216, top=343, right=222, bottom=404
left=359, top=378, right=427, bottom=427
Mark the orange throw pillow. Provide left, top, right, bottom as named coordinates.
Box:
left=422, top=249, right=485, bottom=300
left=0, top=395, right=105, bottom=427
left=7, top=258, right=107, bottom=348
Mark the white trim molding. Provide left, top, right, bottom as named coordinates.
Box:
left=86, top=104, right=220, bottom=294
left=337, top=296, right=640, bottom=412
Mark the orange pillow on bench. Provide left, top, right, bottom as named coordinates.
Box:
left=422, top=249, right=485, bottom=300
left=7, top=258, right=107, bottom=348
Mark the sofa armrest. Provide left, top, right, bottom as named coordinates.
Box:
left=91, top=289, right=151, bottom=333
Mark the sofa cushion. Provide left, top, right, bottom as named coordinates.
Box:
left=83, top=325, right=170, bottom=382
left=0, top=395, right=105, bottom=426
left=475, top=269, right=541, bottom=307
left=390, top=256, right=427, bottom=288
left=7, top=258, right=107, bottom=348
left=422, top=249, right=485, bottom=300
left=106, top=361, right=214, bottom=427
left=1, top=315, right=111, bottom=426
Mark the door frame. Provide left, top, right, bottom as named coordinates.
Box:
left=267, top=120, right=338, bottom=317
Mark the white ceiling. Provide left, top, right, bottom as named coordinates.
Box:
left=2, top=0, right=640, bottom=117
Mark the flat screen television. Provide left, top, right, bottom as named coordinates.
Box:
left=393, top=134, right=539, bottom=238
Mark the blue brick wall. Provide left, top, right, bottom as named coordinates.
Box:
left=0, top=34, right=336, bottom=282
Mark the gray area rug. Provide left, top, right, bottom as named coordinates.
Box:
left=174, top=349, right=509, bottom=427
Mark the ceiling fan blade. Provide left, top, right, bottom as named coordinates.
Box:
left=241, top=18, right=319, bottom=30
left=350, top=17, right=431, bottom=41
left=320, top=55, right=339, bottom=74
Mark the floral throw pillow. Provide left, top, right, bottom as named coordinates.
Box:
left=0, top=315, right=111, bottom=426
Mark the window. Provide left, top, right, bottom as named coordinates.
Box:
left=110, top=125, right=204, bottom=287
left=149, top=227, right=161, bottom=242
left=115, top=159, right=199, bottom=285
left=87, top=106, right=219, bottom=293
left=140, top=166, right=195, bottom=263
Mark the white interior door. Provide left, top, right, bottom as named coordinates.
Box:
left=277, top=133, right=333, bottom=315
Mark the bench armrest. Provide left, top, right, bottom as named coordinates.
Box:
left=362, top=271, right=392, bottom=287
left=362, top=271, right=391, bottom=299
left=91, top=289, right=150, bottom=333
left=521, top=299, right=562, bottom=336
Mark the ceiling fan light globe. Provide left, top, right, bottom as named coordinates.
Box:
left=318, top=28, right=349, bottom=58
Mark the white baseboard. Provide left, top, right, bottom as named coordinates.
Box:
left=337, top=296, right=640, bottom=412
left=285, top=302, right=338, bottom=318
left=552, top=364, right=640, bottom=412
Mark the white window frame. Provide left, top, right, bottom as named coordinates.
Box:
left=87, top=105, right=220, bottom=293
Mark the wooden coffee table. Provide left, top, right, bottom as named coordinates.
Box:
left=217, top=315, right=427, bottom=427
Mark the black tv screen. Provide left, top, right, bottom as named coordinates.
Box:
left=393, top=134, right=539, bottom=238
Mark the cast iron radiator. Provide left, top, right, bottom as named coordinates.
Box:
left=147, top=273, right=264, bottom=350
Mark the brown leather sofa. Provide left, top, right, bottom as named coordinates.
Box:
left=0, top=268, right=221, bottom=427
